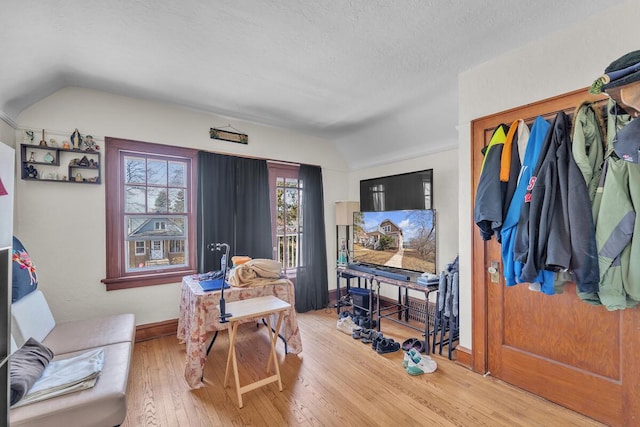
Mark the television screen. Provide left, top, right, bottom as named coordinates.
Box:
left=352, top=209, right=436, bottom=274
left=360, top=169, right=432, bottom=212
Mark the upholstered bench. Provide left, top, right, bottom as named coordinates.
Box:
left=9, top=290, right=135, bottom=427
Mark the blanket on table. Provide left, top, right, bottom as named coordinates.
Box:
left=229, top=258, right=283, bottom=287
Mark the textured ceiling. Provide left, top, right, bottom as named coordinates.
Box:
left=0, top=1, right=622, bottom=168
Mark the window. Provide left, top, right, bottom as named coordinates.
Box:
left=169, top=239, right=185, bottom=253
left=134, top=241, right=145, bottom=255
left=268, top=162, right=302, bottom=275
left=102, top=138, right=198, bottom=290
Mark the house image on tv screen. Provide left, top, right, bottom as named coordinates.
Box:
left=353, top=209, right=436, bottom=274
left=361, top=218, right=404, bottom=251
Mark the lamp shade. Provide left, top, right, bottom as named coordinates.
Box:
left=335, top=201, right=359, bottom=226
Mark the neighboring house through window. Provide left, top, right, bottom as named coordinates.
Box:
left=102, top=138, right=198, bottom=290
left=268, top=162, right=302, bottom=276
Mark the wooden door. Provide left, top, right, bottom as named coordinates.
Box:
left=471, top=89, right=640, bottom=426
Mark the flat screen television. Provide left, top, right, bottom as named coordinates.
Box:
left=352, top=209, right=436, bottom=274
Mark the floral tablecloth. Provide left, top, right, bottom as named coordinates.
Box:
left=177, top=275, right=302, bottom=388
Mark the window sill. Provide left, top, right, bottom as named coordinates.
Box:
left=102, top=269, right=196, bottom=291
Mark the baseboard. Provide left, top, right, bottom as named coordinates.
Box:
left=454, top=345, right=472, bottom=370
left=135, top=319, right=179, bottom=342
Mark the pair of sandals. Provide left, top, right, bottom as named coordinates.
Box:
left=401, top=337, right=426, bottom=353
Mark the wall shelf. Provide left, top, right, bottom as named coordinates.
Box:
left=20, top=144, right=101, bottom=184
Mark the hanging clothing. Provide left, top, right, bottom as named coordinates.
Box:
left=474, top=124, right=509, bottom=241
left=571, top=102, right=604, bottom=202
left=500, top=120, right=530, bottom=222
left=514, top=112, right=599, bottom=294
left=592, top=158, right=636, bottom=309
left=501, top=116, right=550, bottom=287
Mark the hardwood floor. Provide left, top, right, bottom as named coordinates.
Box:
left=122, top=309, right=605, bottom=427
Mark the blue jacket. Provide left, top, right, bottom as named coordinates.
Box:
left=501, top=116, right=550, bottom=287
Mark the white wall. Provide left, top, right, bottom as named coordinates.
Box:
left=15, top=87, right=349, bottom=325
left=457, top=0, right=638, bottom=348
left=0, top=120, right=15, bottom=148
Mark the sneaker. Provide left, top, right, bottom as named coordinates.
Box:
left=406, top=354, right=437, bottom=375
left=402, top=348, right=421, bottom=368
left=337, top=317, right=357, bottom=335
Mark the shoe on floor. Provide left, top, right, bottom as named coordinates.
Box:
left=337, top=316, right=358, bottom=335
left=402, top=338, right=418, bottom=352
left=406, top=354, right=437, bottom=375
left=376, top=338, right=400, bottom=354
left=402, top=348, right=421, bottom=368
left=371, top=331, right=384, bottom=350
left=352, top=327, right=364, bottom=339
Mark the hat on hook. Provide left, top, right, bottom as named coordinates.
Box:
left=590, top=50, right=640, bottom=94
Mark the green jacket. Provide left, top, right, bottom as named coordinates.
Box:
left=572, top=102, right=604, bottom=202
left=590, top=157, right=640, bottom=310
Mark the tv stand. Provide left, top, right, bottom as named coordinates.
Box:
left=336, top=266, right=439, bottom=354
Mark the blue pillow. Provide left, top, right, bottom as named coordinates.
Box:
left=12, top=237, right=38, bottom=303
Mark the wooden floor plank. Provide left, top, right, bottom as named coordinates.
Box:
left=121, top=308, right=605, bottom=427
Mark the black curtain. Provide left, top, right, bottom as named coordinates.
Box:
left=296, top=164, right=328, bottom=312
left=197, top=152, right=272, bottom=272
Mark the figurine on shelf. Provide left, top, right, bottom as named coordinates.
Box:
left=25, top=165, right=38, bottom=179
left=79, top=155, right=90, bottom=167
left=48, top=138, right=58, bottom=147
left=62, top=140, right=70, bottom=149
left=84, top=135, right=96, bottom=152
left=70, top=128, right=82, bottom=150
left=39, top=129, right=47, bottom=147
left=28, top=151, right=36, bottom=162
left=43, top=152, right=54, bottom=163
left=24, top=130, right=34, bottom=144
left=75, top=173, right=83, bottom=182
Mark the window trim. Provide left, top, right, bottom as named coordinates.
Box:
left=102, top=137, right=198, bottom=290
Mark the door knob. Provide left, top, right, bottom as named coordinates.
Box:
left=488, top=261, right=500, bottom=283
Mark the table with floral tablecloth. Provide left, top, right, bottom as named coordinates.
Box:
left=177, top=275, right=302, bottom=388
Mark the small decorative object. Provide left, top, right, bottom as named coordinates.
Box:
left=94, top=144, right=100, bottom=151
left=39, top=129, right=47, bottom=147
left=337, top=239, right=348, bottom=267
left=70, top=128, right=82, bottom=150
left=43, top=152, right=54, bottom=163
left=210, top=125, right=248, bottom=144
left=69, top=158, right=79, bottom=166
left=79, top=155, right=90, bottom=167
left=89, top=159, right=97, bottom=168
left=84, top=135, right=96, bottom=151
left=62, top=140, right=70, bottom=149
left=24, top=130, right=34, bottom=144
left=48, top=138, right=58, bottom=147
left=25, top=165, right=38, bottom=179
left=28, top=151, right=36, bottom=162
left=75, top=173, right=83, bottom=182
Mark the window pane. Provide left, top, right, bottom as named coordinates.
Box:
left=147, top=160, right=167, bottom=185
left=124, top=215, right=188, bottom=272
left=125, top=185, right=146, bottom=213
left=168, top=162, right=186, bottom=187
left=285, top=188, right=298, bottom=227
left=285, top=177, right=298, bottom=188
left=124, top=157, right=146, bottom=184
left=148, top=188, right=168, bottom=213
left=168, top=188, right=186, bottom=213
